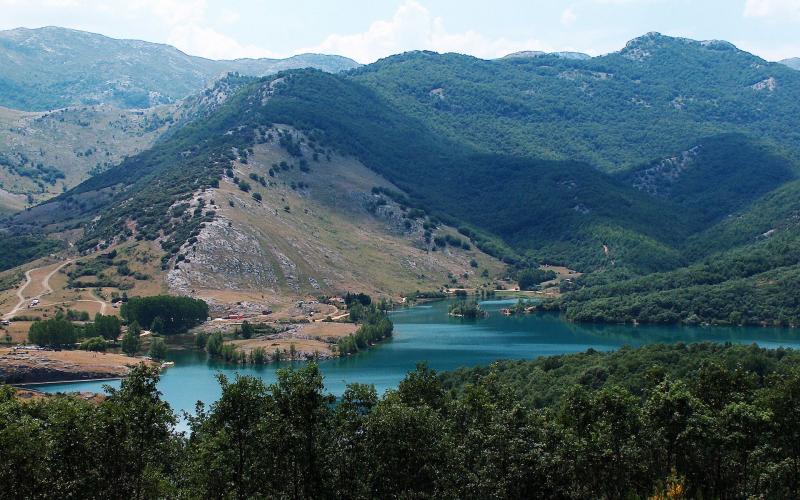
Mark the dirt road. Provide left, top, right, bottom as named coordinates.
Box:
left=3, top=260, right=73, bottom=320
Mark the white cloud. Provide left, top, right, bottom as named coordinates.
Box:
left=126, top=0, right=207, bottom=26
left=302, top=0, right=553, bottom=63
left=561, top=7, right=577, bottom=26
left=591, top=0, right=658, bottom=4
left=743, top=0, right=800, bottom=19
left=167, top=24, right=276, bottom=59
left=123, top=0, right=274, bottom=59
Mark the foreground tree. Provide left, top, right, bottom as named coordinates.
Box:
left=94, top=365, right=178, bottom=499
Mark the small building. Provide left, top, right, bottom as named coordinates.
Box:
left=327, top=297, right=347, bottom=308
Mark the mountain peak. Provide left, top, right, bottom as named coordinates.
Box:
left=502, top=50, right=591, bottom=60
left=620, top=32, right=746, bottom=62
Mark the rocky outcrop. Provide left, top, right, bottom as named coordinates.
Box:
left=0, top=348, right=146, bottom=384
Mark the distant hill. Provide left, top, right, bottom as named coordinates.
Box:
left=0, top=104, right=177, bottom=213
left=781, top=57, right=800, bottom=70
left=502, top=50, right=591, bottom=60
left=0, top=26, right=359, bottom=110
left=0, top=74, right=262, bottom=213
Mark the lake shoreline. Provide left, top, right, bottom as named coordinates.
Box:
left=25, top=299, right=800, bottom=418
left=0, top=347, right=155, bottom=384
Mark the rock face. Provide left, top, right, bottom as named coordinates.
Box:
left=0, top=347, right=147, bottom=384
left=168, top=215, right=280, bottom=294
left=751, top=77, right=777, bottom=92
left=628, top=146, right=701, bottom=197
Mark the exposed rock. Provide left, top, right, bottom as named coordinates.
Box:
left=629, top=146, right=701, bottom=197
left=751, top=77, right=777, bottom=92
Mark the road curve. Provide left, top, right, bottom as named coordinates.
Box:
left=3, top=259, right=74, bottom=320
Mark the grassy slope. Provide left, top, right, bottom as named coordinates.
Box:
left=0, top=104, right=175, bottom=212
left=168, top=128, right=506, bottom=302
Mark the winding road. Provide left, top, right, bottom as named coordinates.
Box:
left=2, top=259, right=93, bottom=320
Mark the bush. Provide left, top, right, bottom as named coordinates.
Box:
left=205, top=332, right=224, bottom=356
left=80, top=336, right=108, bottom=352
left=148, top=337, right=167, bottom=361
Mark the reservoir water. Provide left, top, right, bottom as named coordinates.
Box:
left=32, top=299, right=800, bottom=417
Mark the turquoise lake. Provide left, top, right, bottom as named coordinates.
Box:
left=31, top=299, right=800, bottom=417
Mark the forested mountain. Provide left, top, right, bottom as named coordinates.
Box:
left=4, top=31, right=800, bottom=324
left=618, top=134, right=797, bottom=227
left=0, top=27, right=358, bottom=110
left=352, top=32, right=800, bottom=172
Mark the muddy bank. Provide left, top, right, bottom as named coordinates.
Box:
left=0, top=347, right=152, bottom=384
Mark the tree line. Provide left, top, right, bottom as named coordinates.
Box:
left=336, top=306, right=393, bottom=356
left=120, top=295, right=208, bottom=335
left=4, top=343, right=800, bottom=498
left=28, top=311, right=121, bottom=347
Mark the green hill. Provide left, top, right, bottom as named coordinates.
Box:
left=6, top=32, right=800, bottom=324
left=351, top=33, right=800, bottom=172
left=618, top=134, right=797, bottom=227
left=14, top=69, right=698, bottom=273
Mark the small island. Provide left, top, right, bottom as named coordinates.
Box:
left=448, top=300, right=487, bottom=319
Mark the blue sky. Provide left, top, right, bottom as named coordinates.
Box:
left=1, top=0, right=798, bottom=62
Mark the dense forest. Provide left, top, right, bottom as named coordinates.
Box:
left=555, top=232, right=800, bottom=325
left=120, top=295, right=209, bottom=335
left=352, top=33, right=800, bottom=171
left=3, top=343, right=800, bottom=498
left=0, top=234, right=63, bottom=272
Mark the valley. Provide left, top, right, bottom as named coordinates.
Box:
left=2, top=8, right=800, bottom=498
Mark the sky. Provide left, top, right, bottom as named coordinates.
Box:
left=0, top=0, right=798, bottom=63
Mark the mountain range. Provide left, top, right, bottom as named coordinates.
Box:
left=0, top=26, right=359, bottom=110
left=2, top=28, right=800, bottom=325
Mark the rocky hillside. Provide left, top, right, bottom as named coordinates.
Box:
left=0, top=26, right=359, bottom=110
left=164, top=128, right=504, bottom=308
left=0, top=104, right=176, bottom=213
